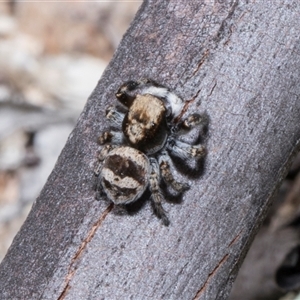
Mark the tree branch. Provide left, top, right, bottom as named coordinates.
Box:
left=1, top=1, right=300, bottom=299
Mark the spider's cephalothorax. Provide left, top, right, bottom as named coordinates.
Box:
left=95, top=79, right=208, bottom=225
left=122, top=93, right=168, bottom=154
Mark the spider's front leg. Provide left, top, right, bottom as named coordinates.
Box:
left=158, top=151, right=189, bottom=193
left=149, top=158, right=170, bottom=226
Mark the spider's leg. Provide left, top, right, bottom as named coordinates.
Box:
left=94, top=144, right=116, bottom=176
left=94, top=145, right=117, bottom=199
left=149, top=158, right=170, bottom=226
left=181, top=113, right=208, bottom=129
left=98, top=130, right=124, bottom=145
left=174, top=113, right=209, bottom=135
left=167, top=138, right=206, bottom=161
left=159, top=151, right=189, bottom=192
left=105, top=106, right=125, bottom=127
left=94, top=177, right=105, bottom=200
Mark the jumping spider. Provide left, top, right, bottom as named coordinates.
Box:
left=95, top=78, right=208, bottom=225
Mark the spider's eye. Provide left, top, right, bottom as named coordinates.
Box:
left=126, top=81, right=138, bottom=91
left=116, top=92, right=134, bottom=108
left=115, top=92, right=125, bottom=100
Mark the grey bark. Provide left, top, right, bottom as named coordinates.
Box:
left=1, top=1, right=300, bottom=299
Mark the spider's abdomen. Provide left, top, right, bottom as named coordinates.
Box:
left=100, top=146, right=149, bottom=205
left=122, top=94, right=168, bottom=154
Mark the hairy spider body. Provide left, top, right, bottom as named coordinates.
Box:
left=95, top=79, right=208, bottom=225
left=100, top=146, right=149, bottom=205
left=122, top=94, right=168, bottom=154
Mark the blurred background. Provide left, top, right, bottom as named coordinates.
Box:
left=1, top=2, right=300, bottom=300
left=0, top=1, right=140, bottom=262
